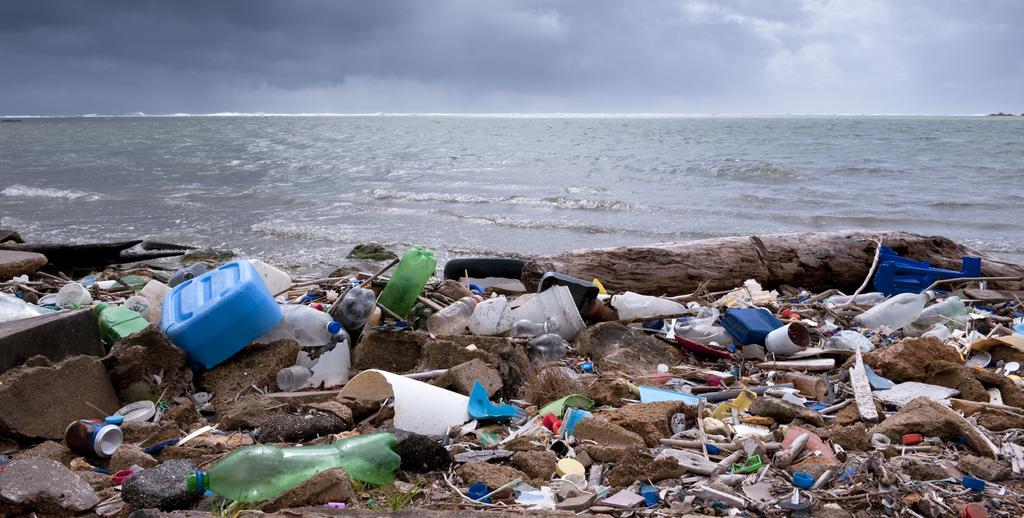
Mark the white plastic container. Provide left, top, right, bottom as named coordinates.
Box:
left=510, top=286, right=586, bottom=341
left=853, top=291, right=933, bottom=330
left=610, top=292, right=687, bottom=321
left=56, top=282, right=93, bottom=308
left=250, top=259, right=292, bottom=295
left=309, top=342, right=351, bottom=387
left=257, top=304, right=342, bottom=347
left=468, top=296, right=514, bottom=336
left=765, top=323, right=810, bottom=355
left=824, top=292, right=887, bottom=307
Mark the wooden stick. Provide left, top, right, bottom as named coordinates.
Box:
left=840, top=238, right=882, bottom=310
left=359, top=258, right=401, bottom=289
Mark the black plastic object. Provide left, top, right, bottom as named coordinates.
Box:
left=538, top=272, right=599, bottom=310
left=443, top=258, right=526, bottom=281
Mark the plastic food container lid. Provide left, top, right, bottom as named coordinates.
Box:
left=115, top=400, right=157, bottom=423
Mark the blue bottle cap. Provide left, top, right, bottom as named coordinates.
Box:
left=468, top=284, right=484, bottom=295
left=467, top=482, right=492, bottom=503
left=326, top=321, right=342, bottom=335
left=103, top=415, right=124, bottom=426
left=580, top=362, right=593, bottom=373
left=792, top=471, right=815, bottom=489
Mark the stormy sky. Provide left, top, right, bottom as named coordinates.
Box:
left=1, top=1, right=1020, bottom=115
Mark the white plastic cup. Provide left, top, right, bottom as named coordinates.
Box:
left=765, top=323, right=810, bottom=355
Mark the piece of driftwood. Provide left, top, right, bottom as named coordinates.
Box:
left=849, top=350, right=879, bottom=421
left=521, top=230, right=1024, bottom=295
left=0, top=240, right=185, bottom=271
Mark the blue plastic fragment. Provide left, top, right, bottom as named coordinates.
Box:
left=144, top=439, right=179, bottom=456
left=638, top=385, right=700, bottom=405
left=706, top=444, right=721, bottom=455
left=719, top=307, right=783, bottom=345
left=863, top=364, right=894, bottom=390
left=962, top=476, right=985, bottom=492
left=873, top=246, right=981, bottom=296
left=467, top=380, right=517, bottom=421
left=468, top=284, right=484, bottom=295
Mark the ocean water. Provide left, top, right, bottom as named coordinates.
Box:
left=1, top=115, right=1022, bottom=269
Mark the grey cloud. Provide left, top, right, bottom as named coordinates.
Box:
left=0, top=0, right=1020, bottom=114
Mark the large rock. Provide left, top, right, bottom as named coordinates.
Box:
left=512, top=450, right=557, bottom=481
left=1, top=309, right=104, bottom=373
left=396, top=433, right=453, bottom=473
left=457, top=462, right=528, bottom=489
left=521, top=231, right=1024, bottom=295
left=573, top=323, right=684, bottom=376
left=122, top=459, right=201, bottom=511
left=11, top=440, right=77, bottom=465
left=260, top=467, right=354, bottom=512
left=0, top=250, right=47, bottom=281
left=604, top=450, right=684, bottom=487
left=198, top=339, right=300, bottom=402
left=0, top=355, right=119, bottom=440
left=425, top=335, right=530, bottom=399
left=352, top=330, right=428, bottom=374
left=870, top=397, right=995, bottom=457
left=109, top=444, right=159, bottom=473
left=255, top=412, right=348, bottom=443
left=924, top=361, right=988, bottom=401
left=104, top=325, right=193, bottom=402
left=431, top=358, right=503, bottom=397
left=605, top=401, right=685, bottom=447
left=0, top=458, right=99, bottom=514
left=860, top=337, right=961, bottom=383
left=572, top=416, right=645, bottom=449
left=748, top=395, right=824, bottom=427
left=217, top=394, right=288, bottom=430
left=959, top=454, right=1011, bottom=481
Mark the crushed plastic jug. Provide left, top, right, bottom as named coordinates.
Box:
left=825, top=330, right=875, bottom=352
left=610, top=292, right=687, bottom=321
left=468, top=296, right=513, bottom=336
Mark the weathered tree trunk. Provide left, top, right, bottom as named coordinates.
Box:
left=521, top=231, right=1024, bottom=295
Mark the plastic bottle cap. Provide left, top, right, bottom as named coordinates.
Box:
left=792, top=471, right=815, bottom=489
left=186, top=471, right=206, bottom=494
left=657, top=364, right=669, bottom=373
left=555, top=458, right=586, bottom=477
left=103, top=415, right=125, bottom=425
left=326, top=321, right=342, bottom=335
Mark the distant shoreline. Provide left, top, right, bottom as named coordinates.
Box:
left=1, top=112, right=1021, bottom=119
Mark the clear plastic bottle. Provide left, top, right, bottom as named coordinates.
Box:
left=332, top=286, right=377, bottom=334
left=824, top=292, right=887, bottom=307
left=277, top=365, right=312, bottom=392
left=825, top=330, right=875, bottom=352
left=187, top=432, right=400, bottom=502
left=377, top=246, right=436, bottom=318
left=124, top=295, right=152, bottom=320
left=527, top=334, right=570, bottom=362
left=510, top=319, right=559, bottom=337
left=257, top=305, right=342, bottom=347
left=853, top=291, right=934, bottom=330
left=912, top=296, right=969, bottom=330
left=426, top=295, right=482, bottom=336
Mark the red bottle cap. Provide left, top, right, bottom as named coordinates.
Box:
left=901, top=433, right=924, bottom=446
left=542, top=413, right=562, bottom=434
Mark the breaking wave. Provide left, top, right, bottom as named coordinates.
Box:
left=1, top=184, right=102, bottom=201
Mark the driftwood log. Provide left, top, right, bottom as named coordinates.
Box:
left=521, top=231, right=1024, bottom=295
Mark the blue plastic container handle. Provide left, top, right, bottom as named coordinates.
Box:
left=792, top=471, right=815, bottom=489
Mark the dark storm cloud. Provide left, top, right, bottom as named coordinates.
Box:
left=1, top=0, right=1021, bottom=114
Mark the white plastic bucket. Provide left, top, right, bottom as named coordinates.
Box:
left=468, top=296, right=514, bottom=336
left=511, top=286, right=585, bottom=340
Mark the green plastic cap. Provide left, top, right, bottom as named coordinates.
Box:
left=93, top=303, right=109, bottom=315
left=186, top=471, right=206, bottom=494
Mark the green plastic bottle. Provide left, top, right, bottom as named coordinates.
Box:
left=186, top=432, right=400, bottom=502
left=377, top=245, right=436, bottom=318
left=94, top=303, right=150, bottom=342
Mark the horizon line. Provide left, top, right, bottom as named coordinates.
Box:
left=2, top=111, right=1012, bottom=119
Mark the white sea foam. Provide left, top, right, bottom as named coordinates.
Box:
left=1, top=184, right=101, bottom=201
